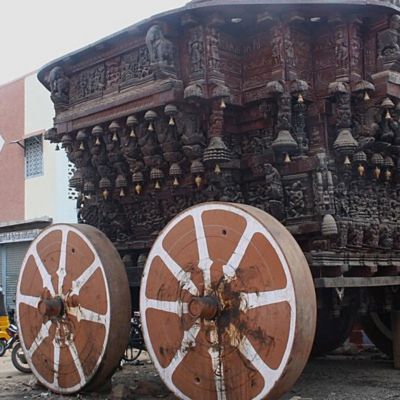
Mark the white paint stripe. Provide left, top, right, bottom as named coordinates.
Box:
left=161, top=322, right=201, bottom=383
left=238, top=332, right=278, bottom=394
left=222, top=222, right=254, bottom=279
left=150, top=247, right=198, bottom=296
left=26, top=320, right=52, bottom=357
left=32, top=247, right=56, bottom=297
left=67, top=306, right=107, bottom=325
left=53, top=339, right=61, bottom=390
left=193, top=210, right=213, bottom=289
left=69, top=257, right=100, bottom=296
left=68, top=340, right=87, bottom=387
left=240, top=287, right=293, bottom=312
left=145, top=298, right=188, bottom=317
left=18, top=294, right=40, bottom=309
left=208, top=327, right=227, bottom=400
left=57, top=228, right=68, bottom=294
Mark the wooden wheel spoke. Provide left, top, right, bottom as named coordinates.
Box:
left=208, top=326, right=227, bottom=400
left=222, top=224, right=255, bottom=280
left=150, top=247, right=199, bottom=296
left=53, top=339, right=61, bottom=388
left=69, top=256, right=100, bottom=297
left=163, top=322, right=202, bottom=380
left=236, top=328, right=278, bottom=387
left=68, top=340, right=87, bottom=386
left=32, top=246, right=56, bottom=297
left=67, top=306, right=108, bottom=325
left=57, top=228, right=68, bottom=294
left=18, top=294, right=41, bottom=309
left=240, top=287, right=294, bottom=312
left=145, top=298, right=189, bottom=317
left=193, top=210, right=213, bottom=288
left=26, top=320, right=52, bottom=357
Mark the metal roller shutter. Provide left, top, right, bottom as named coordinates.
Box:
left=5, top=242, right=30, bottom=310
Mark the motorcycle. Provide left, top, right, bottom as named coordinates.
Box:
left=0, top=323, right=17, bottom=357
left=1, top=323, right=31, bottom=373
left=11, top=341, right=31, bottom=373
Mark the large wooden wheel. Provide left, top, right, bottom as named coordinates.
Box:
left=360, top=312, right=393, bottom=356
left=16, top=224, right=131, bottom=394
left=140, top=202, right=316, bottom=400
left=311, top=306, right=357, bottom=357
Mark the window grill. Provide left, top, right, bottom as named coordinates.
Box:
left=25, top=136, right=43, bottom=178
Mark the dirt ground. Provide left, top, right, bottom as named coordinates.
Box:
left=1, top=347, right=400, bottom=399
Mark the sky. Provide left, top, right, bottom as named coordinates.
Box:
left=0, top=0, right=189, bottom=86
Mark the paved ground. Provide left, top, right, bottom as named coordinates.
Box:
left=1, top=348, right=400, bottom=399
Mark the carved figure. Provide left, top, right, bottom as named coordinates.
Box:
left=264, top=163, right=283, bottom=201
left=380, top=224, right=393, bottom=248
left=287, top=181, right=307, bottom=217
left=189, top=30, right=204, bottom=73
left=207, top=28, right=220, bottom=70
left=364, top=223, right=380, bottom=247
left=284, top=28, right=295, bottom=67
left=146, top=25, right=174, bottom=66
left=335, top=29, right=348, bottom=69
left=49, top=66, right=70, bottom=101
left=271, top=25, right=284, bottom=66
left=351, top=30, right=362, bottom=66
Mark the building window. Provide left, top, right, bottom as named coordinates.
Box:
left=25, top=135, right=43, bottom=178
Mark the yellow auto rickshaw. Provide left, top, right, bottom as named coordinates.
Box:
left=0, top=288, right=10, bottom=355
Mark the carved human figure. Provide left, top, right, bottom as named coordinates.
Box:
left=336, top=221, right=348, bottom=248
left=335, top=181, right=349, bottom=217
left=335, top=29, right=348, bottom=69
left=379, top=224, right=393, bottom=248
left=146, top=25, right=174, bottom=66
left=271, top=25, right=284, bottom=66
left=264, top=163, right=283, bottom=201
left=207, top=28, right=220, bottom=70
left=364, top=223, right=379, bottom=248
left=284, top=28, right=295, bottom=67
left=351, top=30, right=362, bottom=66
left=189, top=30, right=204, bottom=73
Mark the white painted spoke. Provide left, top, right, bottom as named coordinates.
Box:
left=153, top=247, right=198, bottom=296
left=240, top=287, right=293, bottom=312
left=18, top=294, right=40, bottom=309
left=145, top=298, right=189, bottom=317
left=222, top=224, right=255, bottom=279
left=57, top=229, right=68, bottom=294
left=67, top=306, right=108, bottom=325
left=69, top=257, right=100, bottom=296
left=208, top=326, right=227, bottom=400
left=53, top=339, right=61, bottom=388
left=26, top=320, right=52, bottom=357
left=32, top=248, right=56, bottom=297
left=193, top=211, right=213, bottom=289
left=237, top=329, right=275, bottom=381
left=68, top=340, right=87, bottom=386
left=163, top=322, right=201, bottom=378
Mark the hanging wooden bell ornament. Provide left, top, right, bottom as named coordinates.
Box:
left=165, top=104, right=178, bottom=127
left=126, top=115, right=139, bottom=138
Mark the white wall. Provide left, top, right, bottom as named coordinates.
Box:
left=24, top=73, right=76, bottom=223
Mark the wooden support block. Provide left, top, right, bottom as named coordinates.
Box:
left=391, top=311, right=400, bottom=370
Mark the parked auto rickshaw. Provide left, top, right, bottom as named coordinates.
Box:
left=0, top=288, right=10, bottom=354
